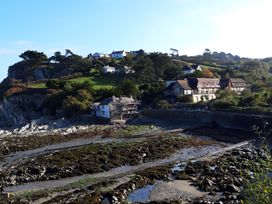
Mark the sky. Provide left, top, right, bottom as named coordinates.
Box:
left=1, top=0, right=272, bottom=81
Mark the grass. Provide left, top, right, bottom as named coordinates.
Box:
left=28, top=83, right=47, bottom=88
left=68, top=75, right=119, bottom=90
left=112, top=125, right=159, bottom=137
left=28, top=75, right=122, bottom=90
left=11, top=190, right=50, bottom=203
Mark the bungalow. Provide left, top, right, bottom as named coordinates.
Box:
left=220, top=78, right=248, bottom=93
left=183, top=64, right=202, bottom=75
left=111, top=50, right=127, bottom=59
left=103, top=65, right=116, bottom=74
left=94, top=96, right=139, bottom=122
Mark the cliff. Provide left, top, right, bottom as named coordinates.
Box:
left=0, top=92, right=48, bottom=127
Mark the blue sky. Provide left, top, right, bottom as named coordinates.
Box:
left=1, top=0, right=271, bottom=81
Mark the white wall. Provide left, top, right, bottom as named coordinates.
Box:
left=96, top=105, right=110, bottom=118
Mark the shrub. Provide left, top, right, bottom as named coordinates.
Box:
left=157, top=100, right=173, bottom=109
left=177, top=95, right=193, bottom=103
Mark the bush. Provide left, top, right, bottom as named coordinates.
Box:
left=46, top=79, right=66, bottom=89
left=177, top=95, right=193, bottom=103
left=62, top=89, right=93, bottom=116
left=157, top=100, right=173, bottom=109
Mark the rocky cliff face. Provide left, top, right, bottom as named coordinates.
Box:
left=8, top=62, right=50, bottom=82
left=0, top=93, right=46, bottom=127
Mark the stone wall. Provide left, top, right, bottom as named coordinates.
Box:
left=142, top=109, right=272, bottom=130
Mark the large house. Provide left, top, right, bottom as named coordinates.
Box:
left=94, top=96, right=139, bottom=122
left=189, top=78, right=220, bottom=102
left=164, top=78, right=248, bottom=103
left=111, top=50, right=127, bottom=59
left=183, top=64, right=202, bottom=75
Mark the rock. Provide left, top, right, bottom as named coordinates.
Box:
left=27, top=167, right=42, bottom=175
left=225, top=184, right=240, bottom=193
left=185, top=166, right=196, bottom=174
left=45, top=166, right=59, bottom=174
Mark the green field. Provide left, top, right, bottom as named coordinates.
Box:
left=29, top=75, right=121, bottom=90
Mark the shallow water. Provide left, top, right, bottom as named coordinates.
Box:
left=127, top=184, right=155, bottom=203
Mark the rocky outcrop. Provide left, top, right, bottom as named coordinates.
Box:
left=0, top=93, right=46, bottom=127
left=8, top=62, right=50, bottom=82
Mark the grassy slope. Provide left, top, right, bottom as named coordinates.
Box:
left=29, top=75, right=121, bottom=90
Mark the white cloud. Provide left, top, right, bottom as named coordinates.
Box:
left=15, top=40, right=33, bottom=46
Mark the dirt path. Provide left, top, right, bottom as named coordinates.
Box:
left=5, top=141, right=250, bottom=194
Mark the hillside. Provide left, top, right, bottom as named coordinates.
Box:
left=1, top=49, right=272, bottom=127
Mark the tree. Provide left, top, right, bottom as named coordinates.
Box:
left=202, top=68, right=214, bottom=78
left=19, top=50, right=48, bottom=84
left=62, top=89, right=93, bottom=116
left=19, top=50, right=47, bottom=65
left=115, top=79, right=139, bottom=97
left=149, top=53, right=173, bottom=78
left=133, top=55, right=155, bottom=82
left=164, top=64, right=182, bottom=80
left=139, top=82, right=164, bottom=105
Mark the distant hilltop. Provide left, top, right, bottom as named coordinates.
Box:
left=5, top=48, right=272, bottom=83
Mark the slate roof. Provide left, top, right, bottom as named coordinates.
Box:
left=100, top=98, right=113, bottom=105
left=165, top=82, right=176, bottom=91
left=188, top=78, right=221, bottom=89
left=220, top=78, right=247, bottom=88
left=183, top=64, right=200, bottom=71
left=176, top=80, right=192, bottom=90
left=100, top=96, right=138, bottom=106
left=111, top=50, right=125, bottom=55
left=183, top=65, right=194, bottom=71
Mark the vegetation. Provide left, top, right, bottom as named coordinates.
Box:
left=211, top=88, right=272, bottom=111
left=4, top=135, right=212, bottom=184
left=3, top=48, right=272, bottom=115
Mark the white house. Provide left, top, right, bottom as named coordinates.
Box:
left=183, top=64, right=202, bottom=75
left=103, top=65, right=116, bottom=74
left=94, top=96, right=139, bottom=121
left=111, top=50, right=127, bottom=59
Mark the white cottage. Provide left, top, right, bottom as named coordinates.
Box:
left=182, top=64, right=202, bottom=75
left=94, top=96, right=139, bottom=121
